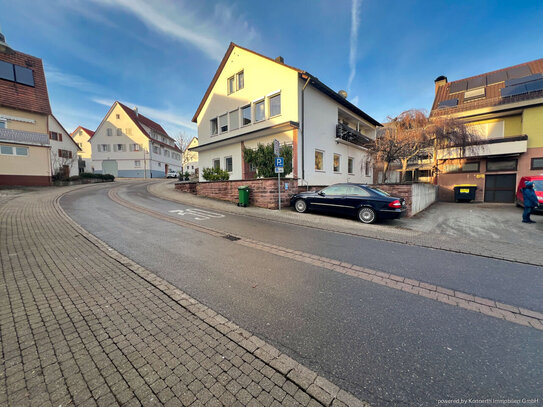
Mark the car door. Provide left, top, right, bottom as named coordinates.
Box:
left=309, top=185, right=345, bottom=213
left=342, top=185, right=372, bottom=215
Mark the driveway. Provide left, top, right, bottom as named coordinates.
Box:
left=397, top=202, right=543, bottom=248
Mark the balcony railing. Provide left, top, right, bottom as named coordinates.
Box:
left=0, top=128, right=49, bottom=146
left=336, top=122, right=372, bottom=147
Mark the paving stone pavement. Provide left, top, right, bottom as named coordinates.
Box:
left=149, top=181, right=543, bottom=267
left=0, top=185, right=369, bottom=407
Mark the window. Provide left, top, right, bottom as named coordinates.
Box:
left=486, top=158, right=517, bottom=172
left=531, top=158, right=543, bottom=170
left=348, top=157, right=354, bottom=174
left=346, top=185, right=370, bottom=197
left=255, top=100, right=265, bottom=122
left=320, top=185, right=346, bottom=196
left=77, top=143, right=83, bottom=148
left=249, top=162, right=257, bottom=172
left=191, top=165, right=194, bottom=169
left=444, top=161, right=480, bottom=173
left=242, top=105, right=251, bottom=126
left=134, top=160, right=141, bottom=167
left=58, top=149, right=72, bottom=158
left=213, top=158, right=220, bottom=169
left=365, top=160, right=371, bottom=176
left=219, top=114, right=228, bottom=133
left=225, top=156, right=233, bottom=172
left=1, top=145, right=14, bottom=155
left=15, top=147, right=28, bottom=156
left=50, top=132, right=58, bottom=141
left=129, top=143, right=141, bottom=152
left=126, top=128, right=132, bottom=136
left=229, top=109, right=239, bottom=130
left=227, top=76, right=235, bottom=94
left=333, top=154, right=340, bottom=172
left=107, top=128, right=113, bottom=137
left=237, top=71, right=244, bottom=90
left=210, top=118, right=218, bottom=135
left=98, top=144, right=110, bottom=152
left=116, top=128, right=122, bottom=136
left=269, top=93, right=281, bottom=117
left=164, top=150, right=170, bottom=157
left=315, top=150, right=324, bottom=171
left=113, top=144, right=125, bottom=152
left=0, top=119, right=6, bottom=129
left=153, top=146, right=160, bottom=154
left=116, top=114, right=120, bottom=119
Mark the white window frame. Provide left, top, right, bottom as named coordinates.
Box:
left=134, top=160, right=141, bottom=167
left=219, top=113, right=228, bottom=133
left=107, top=128, right=113, bottom=137
left=1, top=145, right=14, bottom=155
left=227, top=76, right=235, bottom=95
left=237, top=71, right=244, bottom=90
left=241, top=105, right=251, bottom=126
left=212, top=158, right=220, bottom=169
left=225, top=156, right=233, bottom=172
left=269, top=93, right=281, bottom=118
left=229, top=109, right=240, bottom=131
left=0, top=119, right=6, bottom=129
left=315, top=149, right=324, bottom=172
left=15, top=147, right=29, bottom=156
left=254, top=99, right=265, bottom=122
left=333, top=153, right=341, bottom=173
left=210, top=118, right=218, bottom=136
left=348, top=157, right=354, bottom=175
left=116, top=128, right=122, bottom=137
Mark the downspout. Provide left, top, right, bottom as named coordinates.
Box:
left=301, top=75, right=311, bottom=189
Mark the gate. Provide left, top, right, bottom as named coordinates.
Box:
left=484, top=174, right=516, bottom=202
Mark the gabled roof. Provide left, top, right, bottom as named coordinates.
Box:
left=0, top=49, right=51, bottom=115
left=191, top=43, right=380, bottom=127
left=71, top=125, right=95, bottom=139
left=432, top=58, right=543, bottom=117
left=95, top=101, right=182, bottom=153
left=50, top=115, right=81, bottom=151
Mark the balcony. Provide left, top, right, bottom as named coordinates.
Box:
left=335, top=122, right=372, bottom=148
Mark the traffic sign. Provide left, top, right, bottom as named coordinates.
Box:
left=274, top=167, right=284, bottom=173
left=273, top=139, right=280, bottom=156
left=275, top=157, right=284, bottom=167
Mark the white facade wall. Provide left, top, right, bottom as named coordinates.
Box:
left=48, top=116, right=79, bottom=177
left=301, top=85, right=376, bottom=186
left=198, top=143, right=243, bottom=180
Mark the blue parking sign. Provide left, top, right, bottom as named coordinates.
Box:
left=275, top=157, right=284, bottom=167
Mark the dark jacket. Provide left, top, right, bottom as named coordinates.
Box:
left=522, top=182, right=539, bottom=208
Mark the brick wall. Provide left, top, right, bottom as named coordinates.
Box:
left=175, top=179, right=298, bottom=209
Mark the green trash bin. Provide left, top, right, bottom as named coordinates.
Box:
left=238, top=186, right=250, bottom=207
left=453, top=184, right=477, bottom=202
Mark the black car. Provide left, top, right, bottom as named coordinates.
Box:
left=290, top=183, right=406, bottom=224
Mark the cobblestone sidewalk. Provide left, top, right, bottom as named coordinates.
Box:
left=0, top=185, right=367, bottom=407
left=149, top=181, right=543, bottom=267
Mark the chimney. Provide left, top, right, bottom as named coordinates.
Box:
left=434, top=75, right=447, bottom=94
left=275, top=56, right=284, bottom=64
left=134, top=106, right=138, bottom=117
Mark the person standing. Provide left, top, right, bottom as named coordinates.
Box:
left=522, top=181, right=538, bottom=223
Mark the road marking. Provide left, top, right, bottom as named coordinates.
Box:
left=169, top=208, right=225, bottom=221
left=108, top=186, right=543, bottom=331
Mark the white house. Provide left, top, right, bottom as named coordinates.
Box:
left=183, top=136, right=199, bottom=174
left=191, top=43, right=381, bottom=186
left=48, top=115, right=80, bottom=178
left=91, top=101, right=182, bottom=178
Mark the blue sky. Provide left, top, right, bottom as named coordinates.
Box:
left=2, top=0, right=543, bottom=140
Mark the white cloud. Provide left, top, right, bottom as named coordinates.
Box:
left=92, top=98, right=196, bottom=133
left=347, top=0, right=362, bottom=93
left=87, top=0, right=259, bottom=61
left=44, top=64, right=107, bottom=95
left=350, top=95, right=359, bottom=106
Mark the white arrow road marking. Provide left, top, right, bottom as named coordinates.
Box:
left=169, top=208, right=225, bottom=221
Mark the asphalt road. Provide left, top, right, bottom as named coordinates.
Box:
left=61, top=182, right=543, bottom=407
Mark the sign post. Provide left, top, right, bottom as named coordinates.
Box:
left=274, top=156, right=284, bottom=210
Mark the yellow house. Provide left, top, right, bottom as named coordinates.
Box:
left=183, top=136, right=198, bottom=174
left=0, top=30, right=52, bottom=186
left=71, top=126, right=95, bottom=173
left=431, top=58, right=543, bottom=202
left=191, top=43, right=380, bottom=186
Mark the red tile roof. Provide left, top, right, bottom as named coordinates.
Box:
left=0, top=50, right=51, bottom=115
left=431, top=58, right=543, bottom=117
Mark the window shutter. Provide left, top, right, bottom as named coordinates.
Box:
left=97, top=145, right=101, bottom=152
left=49, top=131, right=52, bottom=140
left=69, top=151, right=72, bottom=159
left=59, top=133, right=63, bottom=142
left=58, top=149, right=62, bottom=157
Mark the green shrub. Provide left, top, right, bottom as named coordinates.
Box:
left=68, top=175, right=81, bottom=181
left=202, top=167, right=230, bottom=181
left=79, top=172, right=114, bottom=181
left=243, top=142, right=292, bottom=178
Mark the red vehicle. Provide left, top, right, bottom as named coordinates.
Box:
left=515, top=175, right=543, bottom=210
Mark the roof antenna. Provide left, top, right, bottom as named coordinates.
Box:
left=0, top=23, right=14, bottom=54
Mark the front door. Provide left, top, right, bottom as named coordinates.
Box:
left=484, top=174, right=516, bottom=202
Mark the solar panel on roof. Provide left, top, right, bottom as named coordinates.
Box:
left=14, top=65, right=34, bottom=87
left=486, top=70, right=507, bottom=85
left=0, top=60, right=15, bottom=81
left=500, top=84, right=528, bottom=97
left=506, top=65, right=532, bottom=79
left=505, top=73, right=543, bottom=87
left=449, top=81, right=467, bottom=93
left=438, top=98, right=459, bottom=109
left=525, top=79, right=543, bottom=93
left=467, top=76, right=486, bottom=90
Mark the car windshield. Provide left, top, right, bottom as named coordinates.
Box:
left=533, top=180, right=543, bottom=190
left=368, top=187, right=390, bottom=197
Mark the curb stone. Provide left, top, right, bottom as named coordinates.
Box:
left=54, top=188, right=371, bottom=407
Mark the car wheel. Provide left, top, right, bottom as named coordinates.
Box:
left=358, top=207, right=376, bottom=224
left=294, top=199, right=307, bottom=213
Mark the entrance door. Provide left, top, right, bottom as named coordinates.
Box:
left=102, top=160, right=118, bottom=177
left=484, top=174, right=516, bottom=202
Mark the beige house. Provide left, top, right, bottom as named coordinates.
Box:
left=191, top=43, right=380, bottom=186
left=48, top=115, right=80, bottom=178
left=0, top=29, right=52, bottom=186
left=71, top=126, right=95, bottom=174
left=183, top=136, right=198, bottom=174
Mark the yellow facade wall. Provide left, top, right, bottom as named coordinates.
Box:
left=522, top=105, right=543, bottom=148
left=0, top=142, right=51, bottom=176
left=503, top=116, right=522, bottom=138
left=0, top=107, right=48, bottom=134
left=73, top=129, right=93, bottom=159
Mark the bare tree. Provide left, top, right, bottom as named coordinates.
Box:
left=368, top=126, right=405, bottom=183
left=52, top=151, right=76, bottom=179
left=174, top=132, right=194, bottom=170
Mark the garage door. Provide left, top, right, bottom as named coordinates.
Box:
left=484, top=174, right=516, bottom=202
left=102, top=160, right=118, bottom=177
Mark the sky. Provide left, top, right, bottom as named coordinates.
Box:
left=2, top=0, right=543, bottom=140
